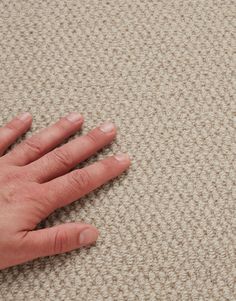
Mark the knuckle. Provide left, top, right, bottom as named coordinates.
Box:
left=21, top=137, right=42, bottom=155
left=0, top=165, right=27, bottom=186
left=16, top=184, right=40, bottom=201
left=53, top=148, right=72, bottom=169
left=3, top=181, right=39, bottom=205
left=53, top=229, right=68, bottom=254
left=70, top=169, right=91, bottom=192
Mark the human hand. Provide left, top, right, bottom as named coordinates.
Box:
left=0, top=112, right=130, bottom=270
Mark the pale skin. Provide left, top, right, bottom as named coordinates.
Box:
left=0, top=112, right=130, bottom=270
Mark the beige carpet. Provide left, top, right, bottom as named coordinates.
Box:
left=0, top=0, right=235, bottom=300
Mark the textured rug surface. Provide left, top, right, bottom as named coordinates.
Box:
left=0, top=0, right=235, bottom=300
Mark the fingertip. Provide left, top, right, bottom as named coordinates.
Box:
left=17, top=112, right=32, bottom=122
left=114, top=153, right=131, bottom=165
left=79, top=225, right=99, bottom=246
left=99, top=121, right=117, bottom=136
left=65, top=112, right=84, bottom=124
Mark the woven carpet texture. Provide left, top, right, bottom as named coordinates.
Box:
left=0, top=0, right=235, bottom=300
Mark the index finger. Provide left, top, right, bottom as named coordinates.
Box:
left=41, top=154, right=131, bottom=215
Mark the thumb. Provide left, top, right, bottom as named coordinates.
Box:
left=23, top=223, right=99, bottom=260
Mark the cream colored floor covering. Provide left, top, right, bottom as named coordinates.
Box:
left=0, top=1, right=235, bottom=300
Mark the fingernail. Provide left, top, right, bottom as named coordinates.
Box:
left=66, top=112, right=83, bottom=123
left=79, top=228, right=98, bottom=246
left=99, top=122, right=115, bottom=133
left=114, top=153, right=130, bottom=162
left=17, top=112, right=31, bottom=121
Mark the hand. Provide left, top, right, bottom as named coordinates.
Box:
left=0, top=112, right=130, bottom=270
